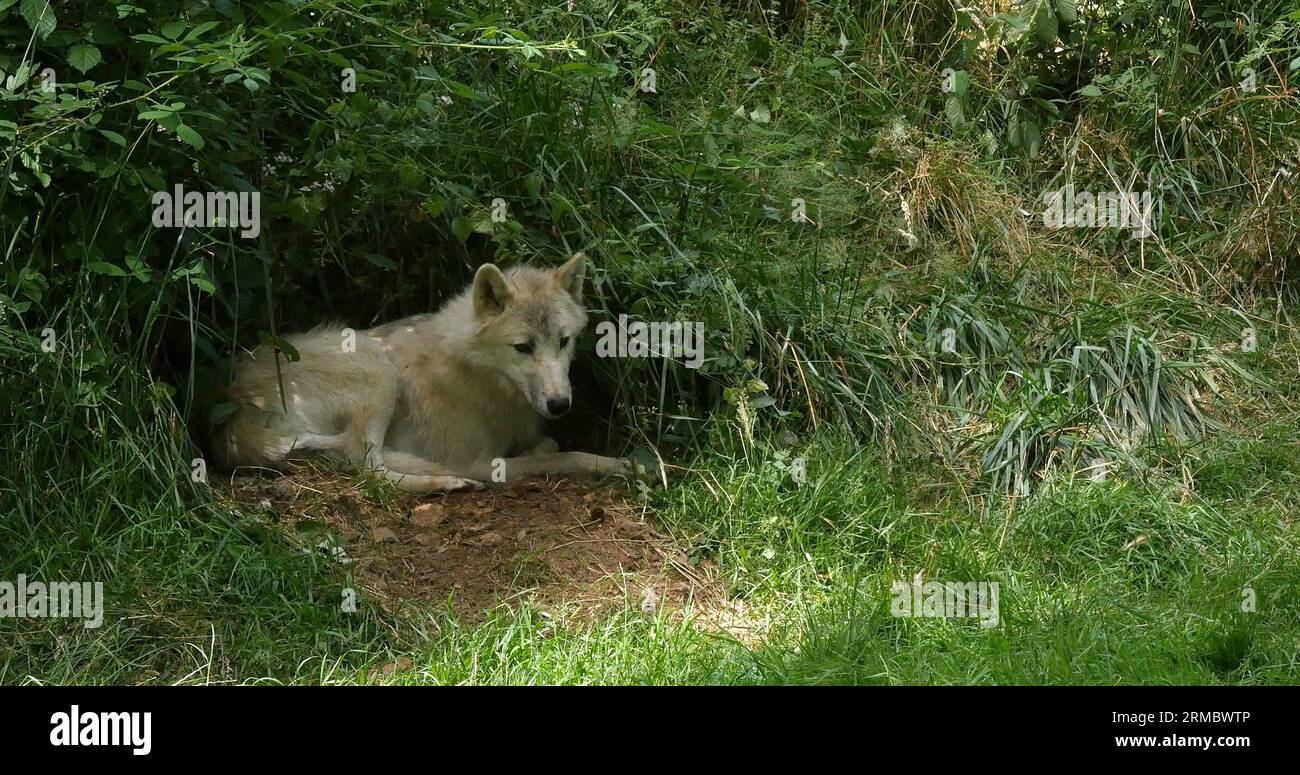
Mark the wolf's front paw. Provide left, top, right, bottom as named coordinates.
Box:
left=443, top=476, right=485, bottom=493
left=586, top=455, right=633, bottom=476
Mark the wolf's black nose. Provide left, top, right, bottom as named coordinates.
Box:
left=547, top=396, right=571, bottom=417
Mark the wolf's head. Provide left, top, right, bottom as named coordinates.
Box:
left=469, top=253, right=589, bottom=419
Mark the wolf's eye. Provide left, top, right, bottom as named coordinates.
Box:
left=513, top=342, right=534, bottom=355
left=559, top=336, right=570, bottom=348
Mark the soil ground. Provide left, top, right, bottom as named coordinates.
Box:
left=217, top=464, right=721, bottom=623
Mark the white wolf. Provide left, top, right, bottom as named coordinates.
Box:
left=211, top=253, right=630, bottom=493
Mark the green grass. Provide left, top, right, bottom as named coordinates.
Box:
left=3, top=0, right=1300, bottom=684
left=4, top=411, right=1296, bottom=684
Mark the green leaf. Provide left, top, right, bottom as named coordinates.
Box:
left=1021, top=119, right=1041, bottom=156
left=445, top=80, right=480, bottom=101
left=1078, top=84, right=1103, bottom=97
left=183, top=21, right=220, bottom=41
left=363, top=253, right=398, bottom=270
left=261, top=334, right=301, bottom=362
left=945, top=95, right=966, bottom=128
left=124, top=254, right=151, bottom=280
left=87, top=261, right=129, bottom=276
left=951, top=69, right=970, bottom=96
left=67, top=43, right=101, bottom=74
left=423, top=197, right=446, bottom=218
left=1034, top=6, right=1058, bottom=45
left=160, top=20, right=186, bottom=40
left=175, top=123, right=204, bottom=150
left=451, top=215, right=474, bottom=243
left=551, top=198, right=575, bottom=222
left=20, top=0, right=56, bottom=39
left=1055, top=0, right=1077, bottom=24
left=98, top=129, right=127, bottom=146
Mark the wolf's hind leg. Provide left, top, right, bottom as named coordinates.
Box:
left=378, top=450, right=484, bottom=493
left=291, top=432, right=350, bottom=454
left=379, top=468, right=484, bottom=494
left=364, top=445, right=484, bottom=493
left=328, top=397, right=480, bottom=494
left=381, top=450, right=457, bottom=476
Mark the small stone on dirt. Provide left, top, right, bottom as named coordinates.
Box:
left=411, top=502, right=446, bottom=528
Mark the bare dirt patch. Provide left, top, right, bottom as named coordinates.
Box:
left=217, top=465, right=719, bottom=622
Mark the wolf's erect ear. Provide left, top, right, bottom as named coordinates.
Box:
left=472, top=263, right=512, bottom=317
left=554, top=252, right=586, bottom=304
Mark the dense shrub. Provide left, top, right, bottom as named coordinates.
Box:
left=1, top=0, right=1296, bottom=483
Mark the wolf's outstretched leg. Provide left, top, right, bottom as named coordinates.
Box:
left=462, top=451, right=631, bottom=481
left=385, top=447, right=628, bottom=485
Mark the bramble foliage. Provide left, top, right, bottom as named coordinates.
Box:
left=3, top=2, right=1296, bottom=455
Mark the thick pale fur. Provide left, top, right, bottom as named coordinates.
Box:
left=211, top=253, right=630, bottom=493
